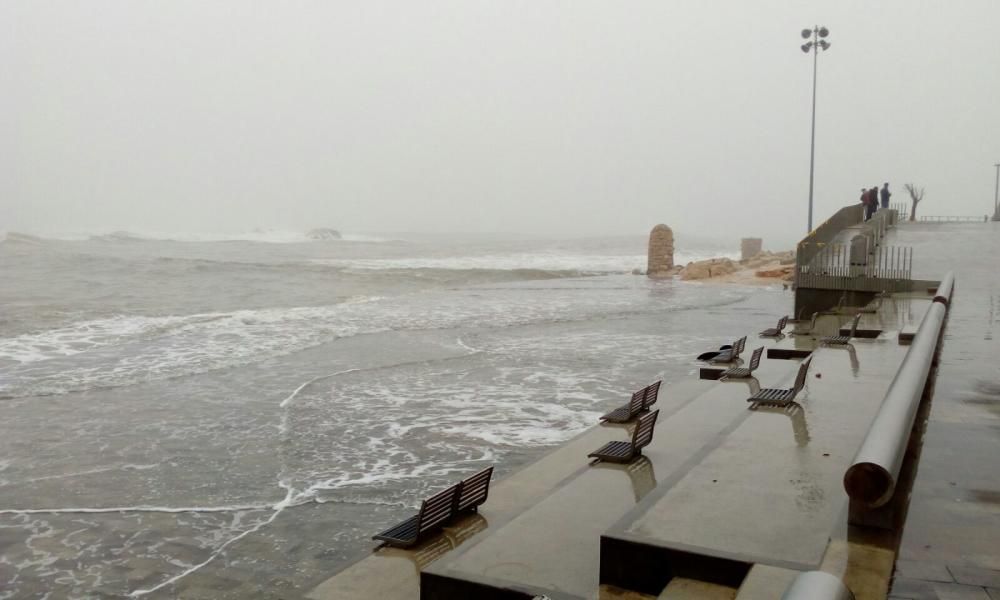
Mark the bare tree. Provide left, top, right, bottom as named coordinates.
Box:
left=904, top=183, right=925, bottom=221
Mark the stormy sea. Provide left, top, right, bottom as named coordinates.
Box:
left=0, top=229, right=789, bottom=599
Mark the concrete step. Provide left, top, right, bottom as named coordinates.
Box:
left=658, top=577, right=736, bottom=599
left=421, top=347, right=805, bottom=599
left=599, top=338, right=913, bottom=596
left=733, top=565, right=799, bottom=600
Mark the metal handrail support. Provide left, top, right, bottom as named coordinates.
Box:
left=843, top=272, right=954, bottom=528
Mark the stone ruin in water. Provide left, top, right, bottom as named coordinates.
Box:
left=646, top=224, right=674, bottom=278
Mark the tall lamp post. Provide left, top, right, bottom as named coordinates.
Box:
left=801, top=26, right=831, bottom=233
left=992, top=163, right=999, bottom=221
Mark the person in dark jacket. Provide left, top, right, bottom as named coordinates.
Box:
left=880, top=183, right=891, bottom=209
left=869, top=186, right=879, bottom=219
left=860, top=188, right=871, bottom=220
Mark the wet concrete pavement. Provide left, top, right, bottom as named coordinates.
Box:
left=884, top=222, right=1000, bottom=600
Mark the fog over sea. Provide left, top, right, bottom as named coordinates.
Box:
left=0, top=229, right=788, bottom=599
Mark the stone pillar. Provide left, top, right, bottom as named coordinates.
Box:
left=741, top=238, right=763, bottom=261
left=647, top=224, right=674, bottom=278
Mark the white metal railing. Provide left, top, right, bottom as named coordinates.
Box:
left=865, top=207, right=896, bottom=249
left=919, top=215, right=988, bottom=223
left=798, top=243, right=913, bottom=292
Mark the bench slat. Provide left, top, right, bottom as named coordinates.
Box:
left=456, top=467, right=494, bottom=512
left=373, top=515, right=420, bottom=545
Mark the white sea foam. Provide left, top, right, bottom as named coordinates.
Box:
left=0, top=281, right=735, bottom=397
left=0, top=504, right=272, bottom=515
left=278, top=369, right=361, bottom=409
left=0, top=463, right=160, bottom=489
left=310, top=250, right=736, bottom=274
left=312, top=253, right=646, bottom=273
left=0, top=313, right=220, bottom=364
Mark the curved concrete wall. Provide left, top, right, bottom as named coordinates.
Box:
left=843, top=272, right=954, bottom=508
left=781, top=571, right=855, bottom=600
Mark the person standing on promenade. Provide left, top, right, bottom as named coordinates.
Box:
left=861, top=188, right=871, bottom=220
left=880, top=183, right=891, bottom=209
left=869, top=186, right=879, bottom=219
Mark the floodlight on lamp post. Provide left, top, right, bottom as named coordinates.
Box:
left=801, top=26, right=831, bottom=233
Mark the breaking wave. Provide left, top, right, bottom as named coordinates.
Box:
left=0, top=232, right=45, bottom=245
left=312, top=250, right=735, bottom=275
left=0, top=285, right=749, bottom=398
left=2, top=229, right=390, bottom=244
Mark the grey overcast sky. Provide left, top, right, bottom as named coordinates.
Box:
left=2, top=1, right=999, bottom=246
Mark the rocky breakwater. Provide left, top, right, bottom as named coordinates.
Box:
left=679, top=250, right=795, bottom=284
left=679, top=258, right=739, bottom=280
left=306, top=228, right=342, bottom=241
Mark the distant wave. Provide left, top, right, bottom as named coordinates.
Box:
left=312, top=254, right=646, bottom=274
left=89, top=231, right=149, bottom=243
left=1, top=232, right=44, bottom=244
left=3, top=230, right=392, bottom=244
left=310, top=250, right=735, bottom=275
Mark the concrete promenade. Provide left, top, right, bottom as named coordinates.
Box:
left=306, top=219, right=999, bottom=600
left=883, top=222, right=1000, bottom=600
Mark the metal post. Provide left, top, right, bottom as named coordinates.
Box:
left=807, top=42, right=818, bottom=233
left=992, top=163, right=999, bottom=221
left=800, top=26, right=830, bottom=233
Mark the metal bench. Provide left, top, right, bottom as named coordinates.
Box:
left=860, top=292, right=887, bottom=314
left=759, top=315, right=789, bottom=337
left=600, top=389, right=645, bottom=423
left=790, top=312, right=819, bottom=336
left=372, top=483, right=461, bottom=548
left=722, top=346, right=763, bottom=379
left=711, top=335, right=746, bottom=363
left=456, top=467, right=494, bottom=512
left=747, top=357, right=813, bottom=407
left=697, top=335, right=747, bottom=363
left=641, top=380, right=662, bottom=410
left=588, top=410, right=659, bottom=464
left=373, top=467, right=494, bottom=548
left=820, top=313, right=862, bottom=346
left=821, top=293, right=847, bottom=315
left=600, top=381, right=661, bottom=423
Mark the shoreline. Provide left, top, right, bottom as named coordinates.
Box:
left=648, top=251, right=796, bottom=286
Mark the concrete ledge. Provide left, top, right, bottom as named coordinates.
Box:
left=421, top=571, right=539, bottom=600
left=600, top=534, right=751, bottom=595
left=897, top=326, right=917, bottom=345
left=838, top=328, right=882, bottom=339
left=734, top=564, right=800, bottom=599
left=699, top=368, right=724, bottom=380
left=767, top=348, right=813, bottom=360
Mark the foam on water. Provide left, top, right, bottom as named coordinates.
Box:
left=0, top=232, right=772, bottom=597
left=0, top=280, right=746, bottom=398
left=267, top=328, right=681, bottom=513
left=311, top=250, right=735, bottom=274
